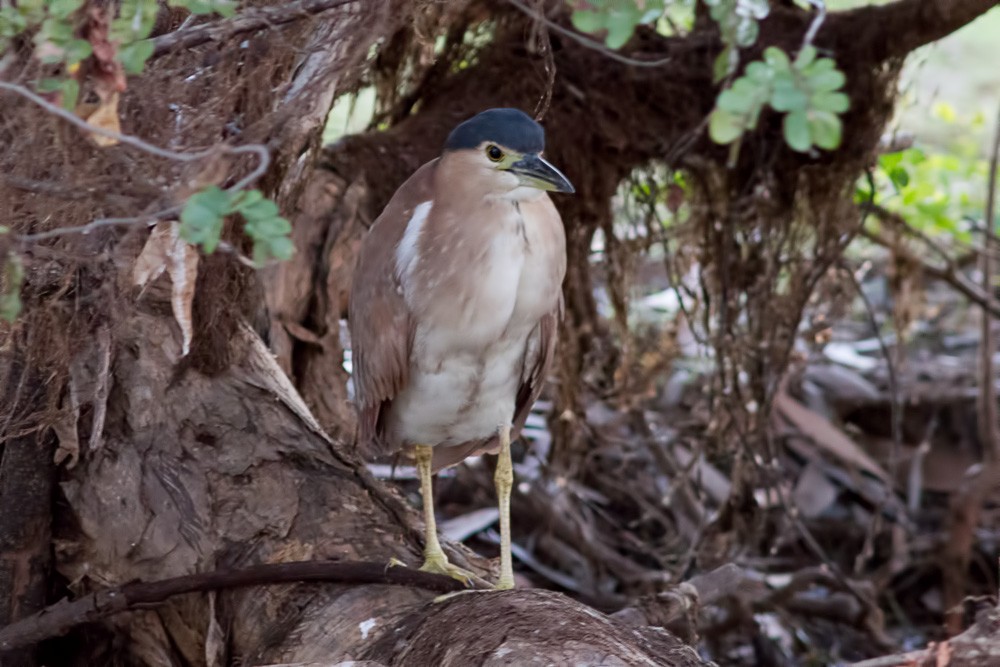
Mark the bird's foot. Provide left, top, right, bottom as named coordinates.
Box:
left=419, top=554, right=487, bottom=588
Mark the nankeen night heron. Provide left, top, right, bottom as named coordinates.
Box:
left=349, top=108, right=573, bottom=589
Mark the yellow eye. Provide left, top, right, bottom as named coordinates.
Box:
left=486, top=145, right=504, bottom=162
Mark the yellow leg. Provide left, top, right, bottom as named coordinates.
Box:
left=414, top=444, right=480, bottom=587
left=494, top=425, right=515, bottom=590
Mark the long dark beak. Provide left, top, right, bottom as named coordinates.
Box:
left=510, top=154, right=575, bottom=194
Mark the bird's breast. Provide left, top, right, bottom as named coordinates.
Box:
left=407, top=201, right=560, bottom=357
left=389, top=196, right=565, bottom=447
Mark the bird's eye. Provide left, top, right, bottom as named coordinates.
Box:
left=486, top=145, right=504, bottom=162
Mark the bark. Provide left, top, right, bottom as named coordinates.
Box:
left=0, top=428, right=55, bottom=667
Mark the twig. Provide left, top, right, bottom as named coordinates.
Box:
left=150, top=0, right=360, bottom=57
left=528, top=0, right=556, bottom=120
left=14, top=206, right=180, bottom=243
left=850, top=651, right=930, bottom=667
left=800, top=0, right=828, bottom=51
left=859, top=228, right=1000, bottom=319
left=0, top=81, right=263, bottom=167
left=0, top=81, right=270, bottom=242
left=0, top=560, right=470, bottom=652
left=851, top=175, right=903, bottom=493
left=978, top=103, right=1000, bottom=464
left=942, top=103, right=1000, bottom=636
left=504, top=0, right=672, bottom=68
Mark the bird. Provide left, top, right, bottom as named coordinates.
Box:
left=348, top=108, right=573, bottom=590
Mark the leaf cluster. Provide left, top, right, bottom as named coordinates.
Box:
left=1, top=0, right=236, bottom=102
left=180, top=187, right=295, bottom=266
left=709, top=46, right=850, bottom=156
left=569, top=0, right=667, bottom=49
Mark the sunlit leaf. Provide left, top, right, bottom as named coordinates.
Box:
left=1, top=253, right=24, bottom=323
left=119, top=39, right=154, bottom=74
left=808, top=68, right=846, bottom=93
left=783, top=110, right=811, bottom=152
left=764, top=46, right=790, bottom=70
left=770, top=85, right=808, bottom=112
left=794, top=45, right=816, bottom=68
left=807, top=110, right=842, bottom=150
left=714, top=46, right=736, bottom=83
left=812, top=90, right=849, bottom=113
left=180, top=186, right=231, bottom=253
left=709, top=108, right=743, bottom=144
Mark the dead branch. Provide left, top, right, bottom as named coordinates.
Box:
left=850, top=605, right=1000, bottom=666
left=858, top=211, right=1000, bottom=319
left=835, top=0, right=998, bottom=63
left=977, top=104, right=1000, bottom=466
left=150, top=0, right=361, bottom=57
left=0, top=560, right=468, bottom=653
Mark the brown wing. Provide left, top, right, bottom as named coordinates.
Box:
left=512, top=302, right=561, bottom=436
left=349, top=159, right=438, bottom=450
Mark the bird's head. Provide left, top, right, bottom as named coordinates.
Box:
left=442, top=108, right=575, bottom=201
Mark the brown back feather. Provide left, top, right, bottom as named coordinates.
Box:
left=348, top=159, right=438, bottom=451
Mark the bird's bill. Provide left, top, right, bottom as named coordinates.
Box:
left=509, top=154, right=575, bottom=194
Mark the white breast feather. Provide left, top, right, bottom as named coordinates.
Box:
left=395, top=201, right=432, bottom=291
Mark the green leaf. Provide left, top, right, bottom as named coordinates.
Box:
left=807, top=110, right=842, bottom=150
left=709, top=108, right=743, bottom=144
left=180, top=186, right=231, bottom=253
left=717, top=88, right=750, bottom=113
left=802, top=57, right=836, bottom=76
left=238, top=198, right=281, bottom=223
left=59, top=77, right=79, bottom=110
left=783, top=111, right=811, bottom=152
left=38, top=77, right=80, bottom=110
left=245, top=215, right=291, bottom=240
left=741, top=0, right=770, bottom=19
left=763, top=46, right=790, bottom=70
left=63, top=38, right=92, bottom=65
left=1, top=253, right=24, bottom=323
left=604, top=10, right=638, bottom=49
left=888, top=166, right=910, bottom=189
left=770, top=85, right=808, bottom=112
left=811, top=90, right=849, bottom=113
left=733, top=16, right=758, bottom=47
left=48, top=0, right=85, bottom=19
left=713, top=45, right=736, bottom=83
left=231, top=189, right=263, bottom=205
left=36, top=77, right=63, bottom=92
left=808, top=68, right=846, bottom=93
left=38, top=16, right=73, bottom=41
left=744, top=61, right=773, bottom=84
left=112, top=0, right=158, bottom=42
left=570, top=9, right=603, bottom=34
left=118, top=39, right=154, bottom=74
left=252, top=235, right=295, bottom=265
left=794, top=45, right=816, bottom=68
left=0, top=7, right=29, bottom=38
